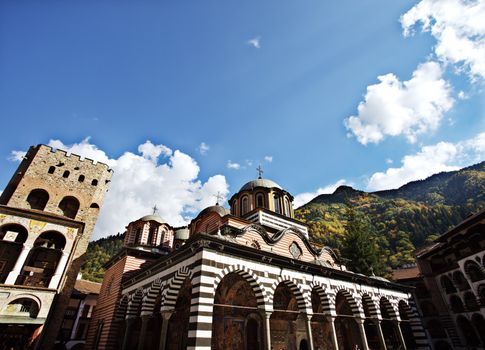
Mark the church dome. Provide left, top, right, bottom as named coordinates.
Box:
left=240, top=178, right=282, bottom=192
left=174, top=227, right=190, bottom=240
left=197, top=205, right=230, bottom=219
left=139, top=214, right=165, bottom=224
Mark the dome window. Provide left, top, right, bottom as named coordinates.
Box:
left=273, top=195, right=281, bottom=214
left=256, top=193, right=265, bottom=208
left=241, top=196, right=248, bottom=216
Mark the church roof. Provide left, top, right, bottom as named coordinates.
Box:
left=139, top=214, right=165, bottom=224
left=240, top=178, right=282, bottom=192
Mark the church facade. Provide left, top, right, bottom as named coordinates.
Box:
left=87, top=177, right=428, bottom=350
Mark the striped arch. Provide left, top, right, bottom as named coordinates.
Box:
left=214, top=264, right=269, bottom=310
left=161, top=266, right=192, bottom=310
left=141, top=278, right=164, bottom=315
left=379, top=296, right=398, bottom=320
left=126, top=288, right=144, bottom=319
left=398, top=299, right=430, bottom=349
left=361, top=293, right=379, bottom=318
left=270, top=275, right=310, bottom=313
left=335, top=288, right=364, bottom=318
left=115, top=295, right=129, bottom=321
left=310, top=282, right=335, bottom=315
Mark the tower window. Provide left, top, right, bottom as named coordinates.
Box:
left=59, top=196, right=80, bottom=219
left=91, top=179, right=98, bottom=186
left=284, top=198, right=291, bottom=216
left=27, top=189, right=49, bottom=210
left=78, top=175, right=85, bottom=182
left=62, top=170, right=70, bottom=178
left=48, top=166, right=55, bottom=174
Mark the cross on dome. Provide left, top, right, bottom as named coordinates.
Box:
left=152, top=204, right=158, bottom=215
left=214, top=192, right=224, bottom=205
left=256, top=165, right=264, bottom=179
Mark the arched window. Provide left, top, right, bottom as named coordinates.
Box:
left=90, top=203, right=99, bottom=209
left=78, top=175, right=85, bottom=183
left=453, top=271, right=471, bottom=291
left=284, top=197, right=291, bottom=216
left=273, top=195, right=281, bottom=214
left=62, top=170, right=70, bottom=178
left=1, top=298, right=39, bottom=318
left=449, top=295, right=465, bottom=313
left=26, top=189, right=49, bottom=210
left=440, top=275, right=456, bottom=294
left=48, top=166, right=55, bottom=174
left=59, top=196, right=80, bottom=219
left=0, top=224, right=28, bottom=283
left=91, top=179, right=98, bottom=186
left=255, top=193, right=265, bottom=208
left=464, top=292, right=479, bottom=311
left=241, top=196, right=248, bottom=216
left=464, top=260, right=485, bottom=282
left=16, top=231, right=65, bottom=287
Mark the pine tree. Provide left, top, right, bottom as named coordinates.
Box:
left=341, top=206, right=383, bottom=276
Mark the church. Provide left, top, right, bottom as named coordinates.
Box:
left=86, top=172, right=428, bottom=350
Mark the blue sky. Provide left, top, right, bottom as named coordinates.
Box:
left=1, top=0, right=484, bottom=239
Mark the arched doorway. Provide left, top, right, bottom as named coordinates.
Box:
left=398, top=301, right=417, bottom=349
left=211, top=272, right=263, bottom=350
left=26, top=189, right=49, bottom=210
left=379, top=297, right=400, bottom=349
left=335, top=291, right=363, bottom=350
left=16, top=231, right=65, bottom=287
left=299, top=339, right=309, bottom=350
left=271, top=282, right=306, bottom=350
left=0, top=224, right=28, bottom=283
left=310, top=287, right=334, bottom=350
left=146, top=292, right=163, bottom=350
left=166, top=278, right=192, bottom=350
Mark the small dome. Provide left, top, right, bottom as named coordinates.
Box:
left=240, top=178, right=282, bottom=192
left=139, top=214, right=165, bottom=224
left=197, top=205, right=230, bottom=219
left=175, top=228, right=189, bottom=240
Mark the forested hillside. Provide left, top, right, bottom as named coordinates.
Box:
left=80, top=233, right=124, bottom=282
left=295, top=161, right=485, bottom=269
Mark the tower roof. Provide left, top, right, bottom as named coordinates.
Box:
left=240, top=178, right=282, bottom=192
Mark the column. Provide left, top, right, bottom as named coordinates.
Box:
left=122, top=318, right=135, bottom=350
left=327, top=316, right=339, bottom=350
left=375, top=320, right=387, bottom=350
left=158, top=310, right=173, bottom=350
left=395, top=321, right=407, bottom=350
left=356, top=318, right=370, bottom=350
left=261, top=311, right=272, bottom=350
left=305, top=314, right=315, bottom=350
left=5, top=244, right=32, bottom=284
left=137, top=315, right=150, bottom=350
left=48, top=251, right=70, bottom=289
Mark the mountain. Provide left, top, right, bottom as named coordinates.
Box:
left=295, top=161, right=485, bottom=269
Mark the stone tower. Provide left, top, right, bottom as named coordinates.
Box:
left=0, top=144, right=112, bottom=349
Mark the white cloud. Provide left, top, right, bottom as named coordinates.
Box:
left=293, top=179, right=348, bottom=208
left=21, top=139, right=229, bottom=240
left=247, top=36, right=261, bottom=49
left=344, top=61, right=454, bottom=145
left=9, top=151, right=26, bottom=162
left=367, top=132, right=485, bottom=191
left=197, top=142, right=210, bottom=155
left=264, top=156, right=273, bottom=163
left=385, top=158, right=393, bottom=164
left=401, top=0, right=485, bottom=80
left=227, top=160, right=241, bottom=170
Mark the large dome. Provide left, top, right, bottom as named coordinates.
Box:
left=240, top=178, right=282, bottom=192
left=139, top=214, right=165, bottom=224
left=196, top=205, right=230, bottom=219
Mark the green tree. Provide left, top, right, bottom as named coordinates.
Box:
left=341, top=207, right=384, bottom=276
